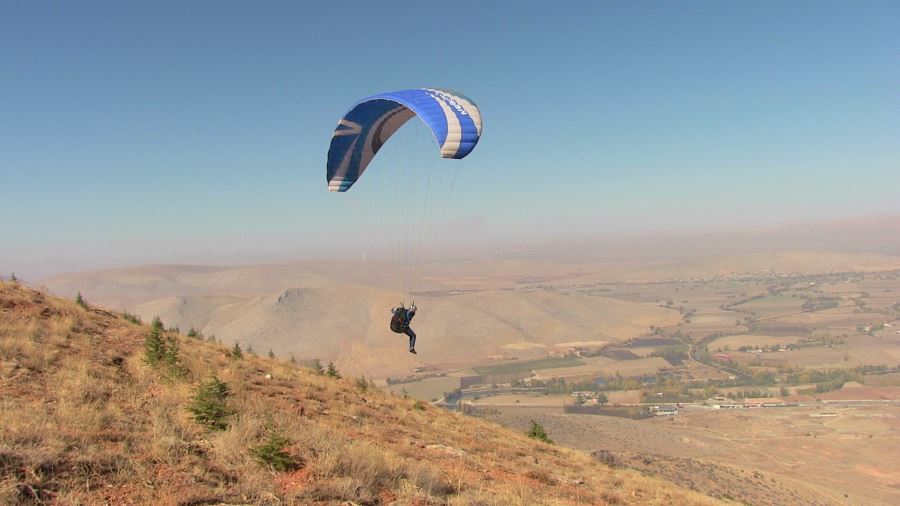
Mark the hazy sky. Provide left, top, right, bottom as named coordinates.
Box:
left=2, top=1, right=898, bottom=278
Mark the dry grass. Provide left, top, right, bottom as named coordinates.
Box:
left=0, top=282, right=721, bottom=505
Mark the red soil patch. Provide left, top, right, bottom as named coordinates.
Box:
left=274, top=466, right=312, bottom=494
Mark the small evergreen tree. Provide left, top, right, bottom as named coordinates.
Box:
left=163, top=335, right=186, bottom=380
left=208, top=333, right=217, bottom=342
left=355, top=376, right=369, bottom=392
left=246, top=343, right=254, bottom=354
left=188, top=375, right=233, bottom=431
left=187, top=327, right=200, bottom=339
left=267, top=349, right=275, bottom=359
left=122, top=310, right=142, bottom=324
left=312, top=358, right=324, bottom=375
left=144, top=317, right=166, bottom=366
left=252, top=433, right=299, bottom=472
left=231, top=342, right=243, bottom=359
left=290, top=354, right=297, bottom=365
left=75, top=292, right=87, bottom=309
left=9, top=273, right=17, bottom=282
left=526, top=420, right=553, bottom=444
left=325, top=361, right=341, bottom=379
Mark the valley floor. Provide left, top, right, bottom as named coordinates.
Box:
left=484, top=403, right=900, bottom=506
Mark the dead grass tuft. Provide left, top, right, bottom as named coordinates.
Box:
left=602, top=489, right=625, bottom=504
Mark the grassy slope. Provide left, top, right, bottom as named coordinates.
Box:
left=0, top=282, right=720, bottom=505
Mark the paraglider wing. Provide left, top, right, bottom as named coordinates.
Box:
left=326, top=88, right=483, bottom=192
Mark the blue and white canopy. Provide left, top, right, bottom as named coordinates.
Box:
left=326, top=88, right=483, bottom=192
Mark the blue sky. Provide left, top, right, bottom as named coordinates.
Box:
left=2, top=1, right=898, bottom=278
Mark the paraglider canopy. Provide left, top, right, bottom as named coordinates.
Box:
left=326, top=88, right=483, bottom=192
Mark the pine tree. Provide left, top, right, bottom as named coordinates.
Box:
left=187, top=376, right=233, bottom=431
left=312, top=358, right=325, bottom=375
left=289, top=354, right=297, bottom=365
left=163, top=335, right=186, bottom=379
left=267, top=349, right=275, bottom=359
left=122, top=310, right=141, bottom=324
left=252, top=433, right=299, bottom=472
left=246, top=343, right=254, bottom=354
left=75, top=292, right=87, bottom=309
left=326, top=361, right=341, bottom=379
left=187, top=327, right=200, bottom=339
left=9, top=273, right=17, bottom=282
left=144, top=317, right=166, bottom=366
left=526, top=420, right=553, bottom=444
left=231, top=342, right=243, bottom=359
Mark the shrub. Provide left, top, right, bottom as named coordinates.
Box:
left=75, top=292, right=88, bottom=309
left=595, top=449, right=618, bottom=467
left=355, top=376, right=369, bottom=392
left=252, top=433, right=300, bottom=472
left=267, top=349, right=275, bottom=359
left=187, top=327, right=201, bottom=339
left=526, top=420, right=553, bottom=443
left=413, top=400, right=427, bottom=411
left=188, top=376, right=233, bottom=431
left=326, top=361, right=341, bottom=379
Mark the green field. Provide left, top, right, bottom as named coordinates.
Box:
left=473, top=357, right=585, bottom=376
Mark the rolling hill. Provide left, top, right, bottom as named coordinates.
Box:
left=37, top=251, right=900, bottom=377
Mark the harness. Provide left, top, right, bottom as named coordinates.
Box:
left=390, top=309, right=408, bottom=333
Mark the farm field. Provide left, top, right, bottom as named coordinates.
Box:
left=776, top=307, right=880, bottom=331
left=709, top=333, right=805, bottom=351
left=730, top=293, right=809, bottom=318
left=866, top=371, right=900, bottom=386
left=729, top=347, right=848, bottom=369
left=535, top=356, right=671, bottom=381
left=471, top=356, right=584, bottom=376
left=680, top=310, right=740, bottom=336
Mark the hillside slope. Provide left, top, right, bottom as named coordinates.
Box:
left=0, top=282, right=719, bottom=505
